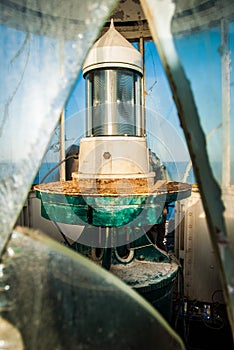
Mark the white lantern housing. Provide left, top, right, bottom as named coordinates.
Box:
left=73, top=20, right=155, bottom=187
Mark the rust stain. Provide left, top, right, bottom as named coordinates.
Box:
left=112, top=10, right=125, bottom=21
left=34, top=179, right=191, bottom=197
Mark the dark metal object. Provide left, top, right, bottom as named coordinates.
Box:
left=1, top=226, right=185, bottom=350
left=71, top=235, right=178, bottom=322
left=102, top=248, right=112, bottom=270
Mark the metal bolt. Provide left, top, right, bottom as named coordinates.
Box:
left=103, top=152, right=111, bottom=159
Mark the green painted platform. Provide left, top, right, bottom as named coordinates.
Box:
left=35, top=180, right=191, bottom=227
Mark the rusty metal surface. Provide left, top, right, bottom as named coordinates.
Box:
left=34, top=179, right=191, bottom=197
left=34, top=180, right=191, bottom=227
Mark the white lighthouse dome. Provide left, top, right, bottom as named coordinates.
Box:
left=83, top=19, right=143, bottom=75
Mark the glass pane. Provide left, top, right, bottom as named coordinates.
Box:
left=173, top=17, right=234, bottom=324
left=174, top=26, right=223, bottom=184
left=144, top=41, right=193, bottom=183
left=140, top=0, right=234, bottom=335
left=116, top=70, right=136, bottom=135
left=0, top=226, right=185, bottom=350
left=33, top=124, right=60, bottom=184
left=93, top=70, right=106, bottom=107
left=89, top=69, right=140, bottom=135
left=0, top=0, right=117, bottom=252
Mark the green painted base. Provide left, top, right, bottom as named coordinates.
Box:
left=35, top=181, right=191, bottom=227
left=70, top=235, right=178, bottom=322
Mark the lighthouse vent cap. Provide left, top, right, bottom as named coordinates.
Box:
left=83, top=19, right=143, bottom=75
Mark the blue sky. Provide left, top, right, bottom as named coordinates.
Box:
left=174, top=23, right=234, bottom=179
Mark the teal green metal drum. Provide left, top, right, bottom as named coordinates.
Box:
left=71, top=235, right=180, bottom=323
left=35, top=180, right=191, bottom=227
left=111, top=260, right=178, bottom=322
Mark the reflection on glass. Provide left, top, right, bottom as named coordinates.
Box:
left=173, top=19, right=234, bottom=243
left=0, top=0, right=117, bottom=251
left=85, top=68, right=142, bottom=136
